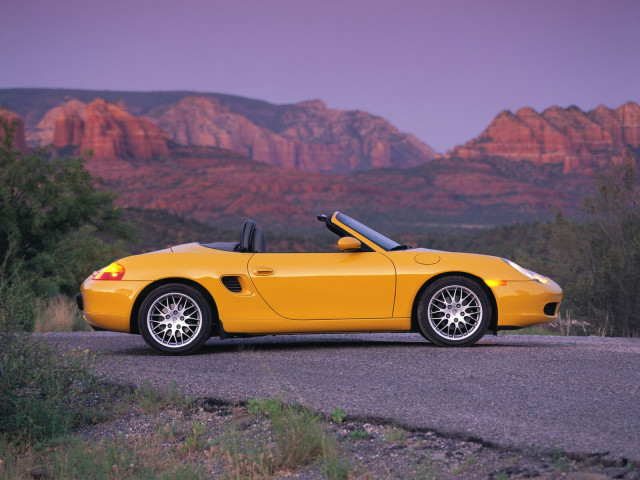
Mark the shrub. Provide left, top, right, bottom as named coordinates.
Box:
left=0, top=261, right=98, bottom=443
left=539, top=156, right=640, bottom=337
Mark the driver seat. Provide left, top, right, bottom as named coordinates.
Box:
left=200, top=219, right=266, bottom=253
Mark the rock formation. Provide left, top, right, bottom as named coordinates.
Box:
left=147, top=96, right=436, bottom=173
left=48, top=99, right=169, bottom=159
left=451, top=102, right=640, bottom=173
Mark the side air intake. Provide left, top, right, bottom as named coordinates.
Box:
left=221, top=276, right=242, bottom=293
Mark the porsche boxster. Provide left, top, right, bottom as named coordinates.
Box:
left=77, top=212, right=562, bottom=354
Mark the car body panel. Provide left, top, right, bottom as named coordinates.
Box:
left=80, top=212, right=563, bottom=340
left=82, top=279, right=148, bottom=332
left=247, top=252, right=396, bottom=319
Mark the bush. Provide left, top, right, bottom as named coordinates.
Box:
left=0, top=111, right=135, bottom=298
left=0, top=259, right=35, bottom=334
left=0, top=337, right=97, bottom=442
left=540, top=156, right=640, bottom=336
left=0, top=260, right=98, bottom=443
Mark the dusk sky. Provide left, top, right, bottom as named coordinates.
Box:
left=1, top=0, right=638, bottom=152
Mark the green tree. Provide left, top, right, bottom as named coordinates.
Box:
left=543, top=155, right=640, bottom=337
left=0, top=111, right=134, bottom=300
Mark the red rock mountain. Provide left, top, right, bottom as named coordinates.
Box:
left=1, top=89, right=638, bottom=228
left=146, top=97, right=437, bottom=173
left=452, top=102, right=640, bottom=173
left=46, top=99, right=170, bottom=159
left=0, top=107, right=29, bottom=152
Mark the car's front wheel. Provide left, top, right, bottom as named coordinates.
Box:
left=417, top=276, right=491, bottom=346
left=138, top=284, right=212, bottom=355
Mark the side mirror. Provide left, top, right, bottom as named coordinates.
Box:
left=338, top=236, right=362, bottom=252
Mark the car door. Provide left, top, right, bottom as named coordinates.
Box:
left=247, top=251, right=396, bottom=320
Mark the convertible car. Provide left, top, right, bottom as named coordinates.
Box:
left=78, top=212, right=562, bottom=354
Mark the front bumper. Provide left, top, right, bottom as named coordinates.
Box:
left=492, top=278, right=563, bottom=328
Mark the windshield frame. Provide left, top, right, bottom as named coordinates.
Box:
left=333, top=212, right=403, bottom=251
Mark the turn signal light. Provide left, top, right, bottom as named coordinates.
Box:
left=92, top=262, right=125, bottom=281
left=484, top=279, right=507, bottom=287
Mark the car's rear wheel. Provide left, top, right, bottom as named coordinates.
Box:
left=138, top=284, right=212, bottom=355
left=417, top=276, right=491, bottom=346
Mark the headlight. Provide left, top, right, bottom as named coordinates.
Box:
left=502, top=258, right=549, bottom=284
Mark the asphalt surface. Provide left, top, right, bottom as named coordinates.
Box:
left=46, top=332, right=640, bottom=462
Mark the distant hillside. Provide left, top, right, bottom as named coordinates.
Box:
left=80, top=143, right=579, bottom=231
left=0, top=88, right=437, bottom=173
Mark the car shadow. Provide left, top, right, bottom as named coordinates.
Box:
left=95, top=334, right=530, bottom=357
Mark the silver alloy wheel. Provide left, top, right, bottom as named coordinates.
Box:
left=427, top=285, right=483, bottom=340
left=147, top=292, right=202, bottom=348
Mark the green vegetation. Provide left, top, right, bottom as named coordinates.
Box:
left=331, top=407, right=347, bottom=423
left=536, top=157, right=640, bottom=337
left=218, top=397, right=351, bottom=479
left=0, top=112, right=134, bottom=309
left=0, top=258, right=97, bottom=443
left=349, top=428, right=369, bottom=441
left=132, top=380, right=193, bottom=414
left=242, top=398, right=326, bottom=469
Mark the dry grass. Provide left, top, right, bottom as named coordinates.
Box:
left=34, top=295, right=89, bottom=332
left=217, top=398, right=332, bottom=478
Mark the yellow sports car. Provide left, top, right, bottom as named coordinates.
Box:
left=78, top=212, right=562, bottom=354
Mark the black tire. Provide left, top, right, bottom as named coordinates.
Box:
left=417, top=276, right=491, bottom=347
left=138, top=284, right=213, bottom=355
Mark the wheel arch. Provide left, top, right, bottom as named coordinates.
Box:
left=130, top=277, right=220, bottom=336
left=410, top=271, right=498, bottom=334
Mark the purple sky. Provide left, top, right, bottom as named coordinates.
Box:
left=1, top=0, right=638, bottom=152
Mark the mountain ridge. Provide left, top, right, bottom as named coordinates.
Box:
left=1, top=90, right=638, bottom=230
left=0, top=88, right=437, bottom=173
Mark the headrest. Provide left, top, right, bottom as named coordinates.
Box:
left=252, top=227, right=266, bottom=253
left=239, top=219, right=256, bottom=252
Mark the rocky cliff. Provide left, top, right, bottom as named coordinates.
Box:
left=45, top=99, right=170, bottom=159
left=451, top=102, right=640, bottom=173
left=0, top=107, right=29, bottom=152
left=146, top=96, right=437, bottom=173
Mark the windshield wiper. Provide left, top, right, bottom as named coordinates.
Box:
left=390, top=244, right=411, bottom=251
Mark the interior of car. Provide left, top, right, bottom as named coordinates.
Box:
left=201, top=219, right=266, bottom=253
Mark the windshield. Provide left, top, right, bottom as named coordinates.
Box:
left=336, top=213, right=404, bottom=251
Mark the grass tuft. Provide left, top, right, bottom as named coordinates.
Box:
left=34, top=295, right=89, bottom=332
left=331, top=407, right=347, bottom=423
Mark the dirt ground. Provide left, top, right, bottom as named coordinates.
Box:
left=74, top=398, right=639, bottom=480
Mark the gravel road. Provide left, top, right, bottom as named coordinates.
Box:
left=46, top=332, right=640, bottom=463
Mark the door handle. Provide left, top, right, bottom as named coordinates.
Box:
left=252, top=267, right=275, bottom=276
